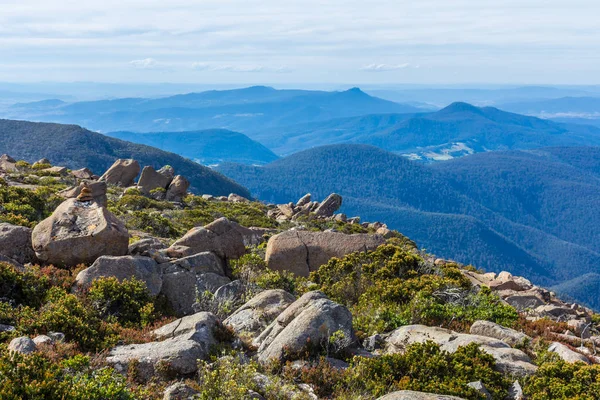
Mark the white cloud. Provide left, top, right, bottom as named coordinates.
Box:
left=129, top=58, right=159, bottom=69
left=360, top=63, right=411, bottom=72
left=192, top=62, right=291, bottom=73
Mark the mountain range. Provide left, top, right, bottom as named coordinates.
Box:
left=105, top=129, right=279, bottom=165
left=0, top=119, right=249, bottom=197
left=217, top=144, right=600, bottom=308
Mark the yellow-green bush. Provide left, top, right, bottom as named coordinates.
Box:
left=524, top=358, right=600, bottom=399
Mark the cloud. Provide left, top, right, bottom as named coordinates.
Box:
left=129, top=58, right=159, bottom=69
left=360, top=63, right=411, bottom=72
left=192, top=62, right=291, bottom=73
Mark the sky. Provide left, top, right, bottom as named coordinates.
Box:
left=0, top=0, right=599, bottom=84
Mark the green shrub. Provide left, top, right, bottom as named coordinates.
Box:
left=0, top=185, right=63, bottom=227
left=0, top=262, right=50, bottom=308
left=88, top=277, right=157, bottom=327
left=524, top=358, right=600, bottom=399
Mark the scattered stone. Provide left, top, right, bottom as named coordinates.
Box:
left=163, top=382, right=199, bottom=400
left=548, top=342, right=591, bottom=364
left=334, top=213, right=347, bottom=222
left=42, top=166, right=67, bottom=174
left=33, top=335, right=54, bottom=346
left=32, top=198, right=129, bottom=266
left=0, top=324, right=15, bottom=332
left=506, top=380, right=524, bottom=400
left=470, top=320, right=531, bottom=347
left=265, top=230, right=385, bottom=277
left=225, top=289, right=296, bottom=339
left=0, top=154, right=16, bottom=172
left=0, top=223, right=36, bottom=264
left=75, top=255, right=162, bottom=296
left=33, top=158, right=51, bottom=167
left=166, top=175, right=190, bottom=201
left=48, top=332, right=65, bottom=342
left=100, top=159, right=141, bottom=187
left=167, top=217, right=246, bottom=260
left=256, top=291, right=354, bottom=363
left=8, top=336, right=36, bottom=354
left=201, top=194, right=214, bottom=200
left=313, top=193, right=342, bottom=217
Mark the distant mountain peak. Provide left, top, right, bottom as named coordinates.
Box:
left=438, top=102, right=484, bottom=114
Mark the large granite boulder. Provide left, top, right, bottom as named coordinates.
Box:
left=8, top=336, right=36, bottom=354
left=224, top=289, right=296, bottom=339
left=161, top=268, right=197, bottom=316
left=99, top=159, right=140, bottom=187
left=166, top=175, right=190, bottom=202
left=470, top=320, right=531, bottom=347
left=385, top=325, right=537, bottom=377
left=378, top=391, right=465, bottom=400
left=161, top=251, right=225, bottom=275
left=31, top=198, right=129, bottom=266
left=0, top=223, right=36, bottom=264
left=137, top=166, right=173, bottom=195
left=256, top=291, right=354, bottom=363
left=167, top=218, right=246, bottom=260
left=314, top=193, right=342, bottom=217
left=548, top=342, right=591, bottom=364
left=0, top=154, right=17, bottom=172
left=265, top=230, right=385, bottom=277
left=107, top=312, right=220, bottom=382
left=75, top=255, right=162, bottom=296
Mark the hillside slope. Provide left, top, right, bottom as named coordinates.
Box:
left=217, top=144, right=600, bottom=299
left=106, top=129, right=278, bottom=165
left=0, top=119, right=249, bottom=197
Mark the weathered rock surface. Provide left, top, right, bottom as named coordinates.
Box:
left=99, top=159, right=140, bottom=187
left=59, top=181, right=108, bottom=206
left=225, top=289, right=296, bottom=339
left=228, top=193, right=249, bottom=203
left=377, top=391, right=466, bottom=400
left=161, top=269, right=197, bottom=316
left=167, top=217, right=246, bottom=260
left=161, top=251, right=225, bottom=276
left=548, top=342, right=590, bottom=364
left=163, top=382, right=199, bottom=400
left=32, top=198, right=129, bottom=266
left=196, top=272, right=231, bottom=294
left=166, top=175, right=190, bottom=201
left=153, top=312, right=219, bottom=341
left=470, top=320, right=531, bottom=347
left=296, top=193, right=311, bottom=207
left=33, top=335, right=54, bottom=346
left=0, top=223, right=36, bottom=264
left=265, top=230, right=385, bottom=277
left=256, top=291, right=354, bottom=363
left=313, top=193, right=342, bottom=217
left=138, top=166, right=173, bottom=195
left=385, top=325, right=537, bottom=377
left=108, top=312, right=220, bottom=382
left=75, top=255, right=162, bottom=296
left=71, top=167, right=95, bottom=180
left=0, top=154, right=17, bottom=171
left=129, top=237, right=166, bottom=257
left=8, top=336, right=36, bottom=354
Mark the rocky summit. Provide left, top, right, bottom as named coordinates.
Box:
left=0, top=154, right=599, bottom=400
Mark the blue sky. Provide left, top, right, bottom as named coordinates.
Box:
left=0, top=0, right=598, bottom=84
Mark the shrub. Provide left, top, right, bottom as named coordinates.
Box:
left=0, top=262, right=50, bottom=308
left=524, top=358, right=600, bottom=399
left=88, top=277, right=157, bottom=328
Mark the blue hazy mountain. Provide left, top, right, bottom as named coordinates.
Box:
left=0, top=119, right=250, bottom=197
left=217, top=144, right=600, bottom=306
left=106, top=129, right=278, bottom=165
left=2, top=86, right=422, bottom=134
left=253, top=102, right=600, bottom=158
left=499, top=96, right=600, bottom=127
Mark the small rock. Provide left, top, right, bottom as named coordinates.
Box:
left=228, top=193, right=250, bottom=203
left=163, top=382, right=199, bottom=400
left=506, top=380, right=524, bottom=400
left=48, top=332, right=65, bottom=342
left=467, top=381, right=491, bottom=400
left=33, top=335, right=54, bottom=346
left=8, top=337, right=36, bottom=354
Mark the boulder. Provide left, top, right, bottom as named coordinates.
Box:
left=385, top=325, right=537, bottom=377
left=469, top=320, right=531, bottom=347
left=32, top=158, right=51, bottom=167
left=296, top=193, right=311, bottom=207
left=377, top=391, right=466, bottom=400
left=256, top=291, right=354, bottom=363
left=213, top=280, right=252, bottom=304
left=167, top=218, right=246, bottom=260
left=158, top=165, right=175, bottom=181
left=8, top=336, right=36, bottom=354
left=0, top=223, right=36, bottom=264
left=196, top=272, right=231, bottom=294
left=504, top=292, right=545, bottom=311
left=153, top=312, right=219, bottom=341
left=534, top=304, right=576, bottom=320
left=138, top=166, right=173, bottom=195
left=42, top=166, right=67, bottom=174
left=129, top=237, right=166, bottom=256
left=224, top=289, right=296, bottom=339
left=548, top=342, right=590, bottom=364
left=466, top=381, right=491, bottom=400
left=234, top=226, right=275, bottom=247
left=507, top=380, right=524, bottom=400
left=163, top=382, right=199, bottom=400
left=228, top=193, right=249, bottom=203
left=33, top=335, right=54, bottom=346
left=0, top=154, right=17, bottom=172
left=166, top=175, right=190, bottom=202
left=161, top=269, right=197, bottom=316
left=59, top=181, right=108, bottom=206
left=31, top=198, right=129, bottom=266
left=108, top=312, right=220, bottom=382
left=314, top=193, right=342, bottom=217
left=161, top=251, right=225, bottom=275
left=100, top=159, right=140, bottom=187
left=75, top=255, right=162, bottom=296
left=265, top=230, right=385, bottom=277
left=71, top=167, right=95, bottom=179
